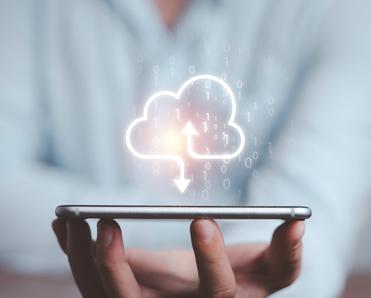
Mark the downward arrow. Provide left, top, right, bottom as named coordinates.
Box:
left=171, top=121, right=197, bottom=193
left=174, top=179, right=191, bottom=193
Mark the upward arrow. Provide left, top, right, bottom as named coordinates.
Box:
left=182, top=121, right=198, bottom=136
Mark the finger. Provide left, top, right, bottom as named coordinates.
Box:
left=52, top=219, right=67, bottom=254
left=95, top=220, right=142, bottom=298
left=266, top=221, right=305, bottom=290
left=191, top=219, right=236, bottom=298
left=67, top=220, right=107, bottom=298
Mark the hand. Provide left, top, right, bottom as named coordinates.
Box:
left=52, top=218, right=304, bottom=298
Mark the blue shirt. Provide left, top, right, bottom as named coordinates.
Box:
left=1, top=0, right=371, bottom=297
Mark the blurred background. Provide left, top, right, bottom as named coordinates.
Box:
left=1, top=0, right=371, bottom=297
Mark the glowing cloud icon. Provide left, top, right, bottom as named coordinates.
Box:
left=125, top=74, right=245, bottom=193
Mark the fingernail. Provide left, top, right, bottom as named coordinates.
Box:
left=296, top=222, right=305, bottom=238
left=97, top=221, right=113, bottom=247
left=194, top=220, right=216, bottom=242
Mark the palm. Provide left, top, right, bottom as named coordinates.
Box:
left=127, top=241, right=296, bottom=298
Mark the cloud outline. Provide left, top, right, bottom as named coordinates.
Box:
left=125, top=74, right=246, bottom=183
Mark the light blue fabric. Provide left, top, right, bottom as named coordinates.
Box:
left=1, top=0, right=371, bottom=296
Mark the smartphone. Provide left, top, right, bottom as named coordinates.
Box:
left=55, top=205, right=311, bottom=220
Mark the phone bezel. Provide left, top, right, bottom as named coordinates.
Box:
left=56, top=205, right=312, bottom=220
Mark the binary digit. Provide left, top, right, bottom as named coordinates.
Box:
left=203, top=121, right=208, bottom=133
left=221, top=164, right=227, bottom=174
left=223, top=178, right=231, bottom=190
left=244, top=157, right=253, bottom=168
left=223, top=133, right=229, bottom=145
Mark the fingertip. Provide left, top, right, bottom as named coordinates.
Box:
left=96, top=220, right=125, bottom=263
left=274, top=220, right=305, bottom=244
left=52, top=218, right=64, bottom=231
left=190, top=219, right=226, bottom=266
left=190, top=219, right=219, bottom=243
left=97, top=220, right=122, bottom=248
left=66, top=219, right=93, bottom=256
left=291, top=221, right=305, bottom=242
left=97, top=220, right=113, bottom=248
left=52, top=218, right=59, bottom=228
left=66, top=219, right=89, bottom=233
left=284, top=221, right=305, bottom=248
left=52, top=219, right=67, bottom=254
left=52, top=218, right=63, bottom=235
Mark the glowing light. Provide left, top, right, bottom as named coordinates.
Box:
left=164, top=131, right=183, bottom=152
left=125, top=74, right=246, bottom=193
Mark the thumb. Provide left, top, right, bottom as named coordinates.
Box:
left=266, top=221, right=305, bottom=291
left=190, top=219, right=236, bottom=298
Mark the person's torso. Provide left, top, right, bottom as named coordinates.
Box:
left=33, top=0, right=325, bottom=204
